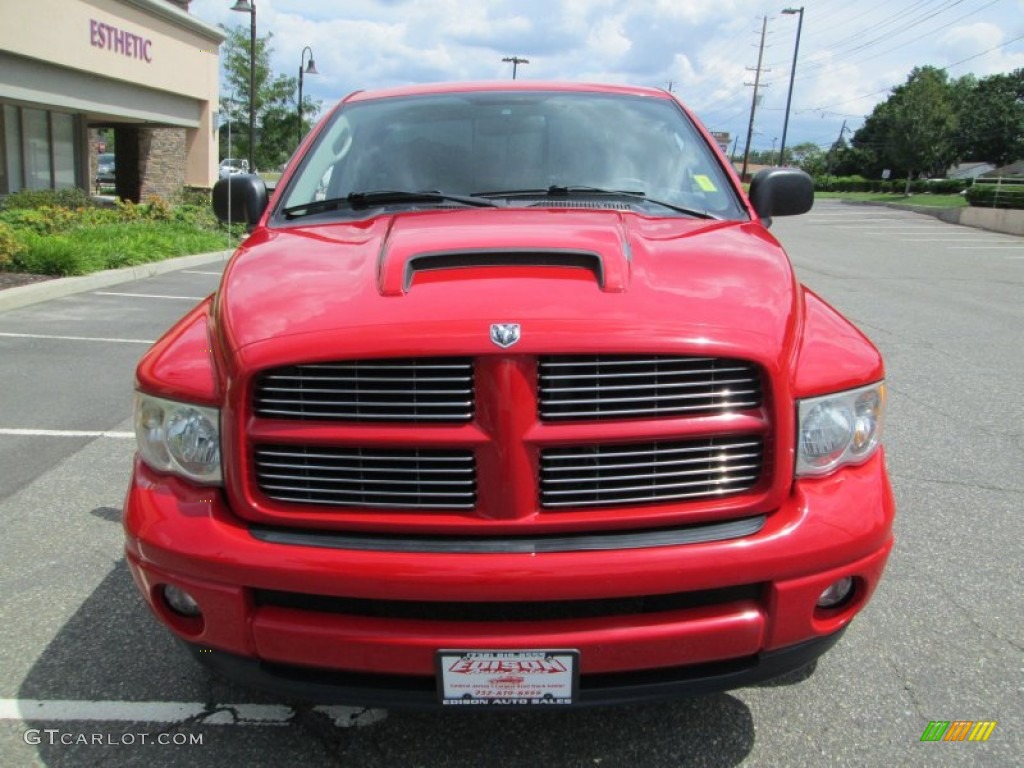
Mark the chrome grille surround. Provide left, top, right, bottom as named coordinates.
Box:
left=253, top=357, right=474, bottom=422
left=538, top=355, right=762, bottom=421
left=540, top=436, right=764, bottom=509
left=254, top=445, right=477, bottom=510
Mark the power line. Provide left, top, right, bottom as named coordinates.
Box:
left=788, top=0, right=998, bottom=83
left=800, top=30, right=1024, bottom=113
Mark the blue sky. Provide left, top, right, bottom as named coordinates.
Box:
left=190, top=0, right=1024, bottom=153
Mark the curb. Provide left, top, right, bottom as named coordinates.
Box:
left=837, top=199, right=1023, bottom=236
left=0, top=249, right=234, bottom=313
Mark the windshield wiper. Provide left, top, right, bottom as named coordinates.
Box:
left=473, top=185, right=643, bottom=198
left=630, top=197, right=720, bottom=220
left=473, top=185, right=719, bottom=219
left=282, top=190, right=500, bottom=219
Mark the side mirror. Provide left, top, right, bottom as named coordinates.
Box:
left=748, top=168, right=814, bottom=224
left=212, top=174, right=268, bottom=227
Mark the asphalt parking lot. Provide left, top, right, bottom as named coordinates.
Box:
left=0, top=201, right=1021, bottom=766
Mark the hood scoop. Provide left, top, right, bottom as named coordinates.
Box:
left=389, top=249, right=621, bottom=295
left=377, top=211, right=632, bottom=296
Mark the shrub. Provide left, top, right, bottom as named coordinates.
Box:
left=0, top=221, right=26, bottom=267
left=965, top=182, right=1024, bottom=209
left=7, top=232, right=98, bottom=275
left=1, top=187, right=93, bottom=211
left=9, top=222, right=231, bottom=276
left=926, top=179, right=967, bottom=195
left=173, top=187, right=213, bottom=208
left=114, top=198, right=142, bottom=222
left=141, top=194, right=173, bottom=221
left=0, top=206, right=80, bottom=235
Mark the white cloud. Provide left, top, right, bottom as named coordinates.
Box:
left=188, top=0, right=1023, bottom=151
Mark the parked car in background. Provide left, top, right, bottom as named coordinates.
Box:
left=125, top=81, right=894, bottom=709
left=219, top=158, right=249, bottom=178
left=96, top=152, right=115, bottom=185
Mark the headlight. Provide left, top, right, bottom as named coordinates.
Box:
left=134, top=393, right=222, bottom=484
left=796, top=382, right=885, bottom=477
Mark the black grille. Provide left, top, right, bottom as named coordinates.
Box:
left=254, top=583, right=763, bottom=622
left=540, top=436, right=764, bottom=509
left=254, top=445, right=477, bottom=510
left=253, top=358, right=473, bottom=422
left=538, top=355, right=762, bottom=421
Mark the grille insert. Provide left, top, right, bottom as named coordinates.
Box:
left=254, top=445, right=477, bottom=510
left=540, top=436, right=764, bottom=509
left=253, top=358, right=473, bottom=422
left=254, top=583, right=764, bottom=622
left=539, top=355, right=761, bottom=421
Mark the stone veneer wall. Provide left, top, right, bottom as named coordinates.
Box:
left=138, top=127, right=185, bottom=200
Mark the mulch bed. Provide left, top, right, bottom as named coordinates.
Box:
left=0, top=272, right=57, bottom=291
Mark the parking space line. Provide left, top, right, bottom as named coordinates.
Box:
left=181, top=270, right=224, bottom=276
left=0, top=699, right=289, bottom=725
left=0, top=699, right=386, bottom=728
left=93, top=292, right=206, bottom=300
left=0, top=332, right=155, bottom=344
left=831, top=226, right=963, bottom=231
left=0, top=428, right=133, bottom=438
left=899, top=240, right=1020, bottom=245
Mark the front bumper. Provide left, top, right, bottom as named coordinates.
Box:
left=183, top=629, right=846, bottom=708
left=124, top=452, right=894, bottom=706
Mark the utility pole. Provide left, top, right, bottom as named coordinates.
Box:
left=779, top=6, right=804, bottom=166
left=825, top=119, right=848, bottom=184
left=502, top=56, right=529, bottom=79
left=741, top=16, right=769, bottom=182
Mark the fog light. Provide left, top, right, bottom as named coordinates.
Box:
left=816, top=577, right=854, bottom=608
left=163, top=585, right=202, bottom=618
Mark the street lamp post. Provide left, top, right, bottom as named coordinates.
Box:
left=779, top=6, right=804, bottom=167
left=297, top=46, right=318, bottom=147
left=502, top=56, right=529, bottom=79
left=231, top=0, right=256, bottom=174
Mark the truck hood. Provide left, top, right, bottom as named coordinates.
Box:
left=216, top=209, right=798, bottom=371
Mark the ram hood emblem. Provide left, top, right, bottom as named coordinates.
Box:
left=490, top=323, right=521, bottom=348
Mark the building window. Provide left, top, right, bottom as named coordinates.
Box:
left=53, top=113, right=76, bottom=189
left=0, top=103, right=81, bottom=193
left=2, top=105, right=23, bottom=195
left=23, top=108, right=51, bottom=190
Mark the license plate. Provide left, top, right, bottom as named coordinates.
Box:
left=437, top=650, right=579, bottom=706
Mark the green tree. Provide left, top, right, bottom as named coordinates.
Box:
left=877, top=67, right=958, bottom=192
left=218, top=26, right=321, bottom=172
left=954, top=69, right=1024, bottom=166
left=786, top=142, right=826, bottom=175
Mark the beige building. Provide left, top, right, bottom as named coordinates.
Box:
left=0, top=0, right=223, bottom=200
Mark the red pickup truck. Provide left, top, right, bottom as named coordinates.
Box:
left=124, top=82, right=893, bottom=708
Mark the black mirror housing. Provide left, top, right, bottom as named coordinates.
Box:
left=212, top=174, right=269, bottom=227
left=748, top=168, right=814, bottom=222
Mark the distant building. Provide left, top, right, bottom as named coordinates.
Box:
left=981, top=161, right=1024, bottom=178
left=0, top=0, right=223, bottom=200
left=947, top=162, right=996, bottom=180
left=710, top=131, right=731, bottom=156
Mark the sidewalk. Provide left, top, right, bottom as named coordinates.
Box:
left=0, top=249, right=233, bottom=313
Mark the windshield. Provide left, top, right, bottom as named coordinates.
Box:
left=277, top=90, right=745, bottom=220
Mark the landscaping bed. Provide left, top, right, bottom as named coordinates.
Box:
left=0, top=188, right=242, bottom=278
